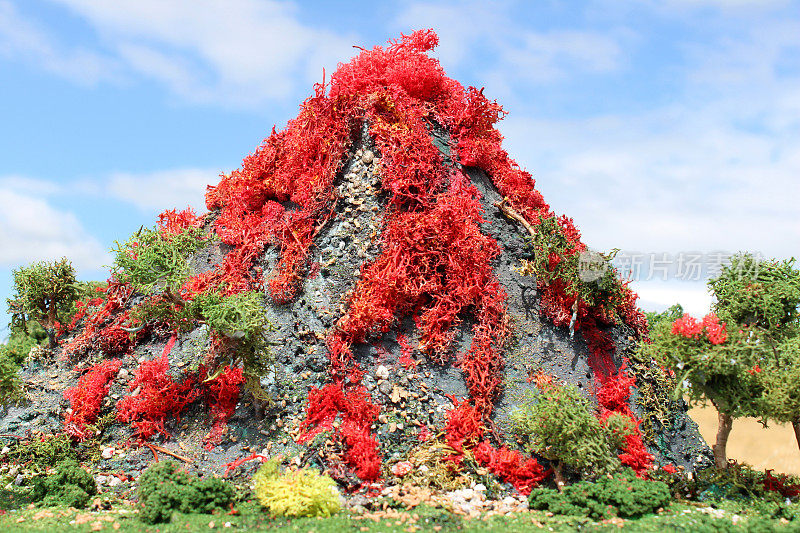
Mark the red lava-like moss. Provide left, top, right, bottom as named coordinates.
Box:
left=63, top=358, right=123, bottom=441
left=298, top=383, right=381, bottom=481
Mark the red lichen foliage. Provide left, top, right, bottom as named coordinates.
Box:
left=595, top=365, right=653, bottom=476
left=202, top=365, right=245, bottom=450
left=63, top=359, right=123, bottom=441
left=62, top=283, right=144, bottom=359
left=298, top=383, right=381, bottom=481
left=763, top=469, right=800, bottom=498
left=116, top=354, right=199, bottom=441
left=157, top=207, right=201, bottom=236
left=473, top=441, right=548, bottom=495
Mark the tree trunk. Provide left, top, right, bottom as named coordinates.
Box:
left=47, top=296, right=58, bottom=348
left=163, top=287, right=186, bottom=307
left=793, top=419, right=800, bottom=453
left=46, top=328, right=56, bottom=349
left=552, top=461, right=566, bottom=492
left=712, top=410, right=733, bottom=469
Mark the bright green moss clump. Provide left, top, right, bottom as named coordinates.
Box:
left=136, top=462, right=236, bottom=524
left=253, top=458, right=340, bottom=518
left=528, top=469, right=670, bottom=519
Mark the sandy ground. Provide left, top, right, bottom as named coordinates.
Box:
left=689, top=405, right=800, bottom=474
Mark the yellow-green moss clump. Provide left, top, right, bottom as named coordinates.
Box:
left=253, top=459, right=340, bottom=518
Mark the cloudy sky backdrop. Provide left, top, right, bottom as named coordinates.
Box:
left=1, top=0, right=798, bottom=336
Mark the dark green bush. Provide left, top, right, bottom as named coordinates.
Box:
left=528, top=469, right=671, bottom=519
left=30, top=460, right=96, bottom=508
left=136, top=461, right=236, bottom=524
left=656, top=462, right=800, bottom=503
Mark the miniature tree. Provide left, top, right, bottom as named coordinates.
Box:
left=715, top=255, right=800, bottom=452
left=511, top=377, right=628, bottom=489
left=640, top=253, right=800, bottom=468
left=760, top=336, right=800, bottom=451
left=7, top=257, right=78, bottom=348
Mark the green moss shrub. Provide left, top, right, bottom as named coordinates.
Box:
left=111, top=225, right=208, bottom=300
left=253, top=458, right=340, bottom=518
left=528, top=469, right=670, bottom=519
left=30, top=460, right=96, bottom=508
left=136, top=461, right=236, bottom=524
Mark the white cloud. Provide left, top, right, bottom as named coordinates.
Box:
left=0, top=185, right=108, bottom=270
left=633, top=280, right=713, bottom=316
left=107, top=168, right=217, bottom=213
left=394, top=1, right=507, bottom=70
left=41, top=0, right=356, bottom=107
left=0, top=0, right=118, bottom=85
left=0, top=175, right=62, bottom=195
left=395, top=2, right=623, bottom=86
left=501, top=30, right=622, bottom=83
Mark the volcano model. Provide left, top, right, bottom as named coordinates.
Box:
left=1, top=30, right=709, bottom=493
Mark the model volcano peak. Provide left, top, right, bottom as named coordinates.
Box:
left=1, top=30, right=708, bottom=494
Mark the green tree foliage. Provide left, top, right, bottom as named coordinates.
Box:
left=0, top=348, right=23, bottom=409
left=253, top=458, right=340, bottom=518
left=510, top=379, right=626, bottom=488
left=639, top=253, right=800, bottom=467
left=111, top=224, right=208, bottom=304
left=30, top=459, right=96, bottom=508
left=7, top=258, right=78, bottom=348
left=528, top=469, right=671, bottom=519
left=136, top=461, right=236, bottom=524
left=0, top=324, right=44, bottom=408
left=709, top=254, right=800, bottom=330
left=715, top=256, right=800, bottom=453
left=645, top=304, right=684, bottom=331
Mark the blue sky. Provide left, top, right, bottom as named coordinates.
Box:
left=1, top=0, right=798, bottom=336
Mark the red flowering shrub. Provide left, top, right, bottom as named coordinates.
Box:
left=671, top=312, right=728, bottom=345
left=64, top=359, right=123, bottom=440
left=701, top=313, right=728, bottom=345
left=671, top=314, right=703, bottom=339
